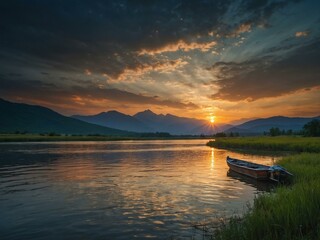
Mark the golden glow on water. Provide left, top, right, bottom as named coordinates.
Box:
left=211, top=147, right=215, bottom=171
left=0, top=140, right=280, bottom=239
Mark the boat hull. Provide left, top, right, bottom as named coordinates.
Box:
left=226, top=156, right=293, bottom=183
left=227, top=162, right=269, bottom=180
left=227, top=157, right=270, bottom=180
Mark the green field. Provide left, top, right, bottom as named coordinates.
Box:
left=207, top=136, right=320, bottom=153
left=206, top=136, right=320, bottom=239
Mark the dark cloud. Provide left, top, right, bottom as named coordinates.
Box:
left=237, top=0, right=302, bottom=27
left=0, top=0, right=300, bottom=77
left=0, top=77, right=198, bottom=110
left=210, top=40, right=320, bottom=101
left=0, top=0, right=232, bottom=76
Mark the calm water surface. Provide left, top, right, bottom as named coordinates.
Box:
left=0, top=140, right=280, bottom=239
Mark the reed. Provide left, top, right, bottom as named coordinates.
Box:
left=207, top=136, right=320, bottom=153
left=214, top=153, right=320, bottom=240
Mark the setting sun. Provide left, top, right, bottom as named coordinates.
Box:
left=210, top=116, right=215, bottom=123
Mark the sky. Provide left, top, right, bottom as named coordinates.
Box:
left=0, top=0, right=319, bottom=123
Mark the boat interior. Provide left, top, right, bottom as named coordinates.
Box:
left=228, top=158, right=269, bottom=170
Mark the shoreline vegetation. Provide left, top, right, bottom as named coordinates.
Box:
left=0, top=133, right=212, bottom=142
left=206, top=136, right=320, bottom=240
left=207, top=136, right=320, bottom=153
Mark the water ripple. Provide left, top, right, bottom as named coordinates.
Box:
left=0, top=140, right=277, bottom=239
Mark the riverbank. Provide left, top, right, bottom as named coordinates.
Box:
left=214, top=153, right=320, bottom=240
left=207, top=136, right=320, bottom=153
left=207, top=137, right=320, bottom=239
left=0, top=133, right=211, bottom=142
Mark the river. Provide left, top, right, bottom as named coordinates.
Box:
left=0, top=140, right=279, bottom=239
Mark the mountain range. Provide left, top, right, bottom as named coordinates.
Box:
left=0, top=98, right=130, bottom=135
left=225, top=116, right=320, bottom=135
left=72, top=110, right=231, bottom=135
left=72, top=110, right=319, bottom=135
left=72, top=111, right=150, bottom=132
left=0, top=98, right=318, bottom=135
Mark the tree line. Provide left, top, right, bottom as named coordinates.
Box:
left=265, top=119, right=320, bottom=137
left=213, top=119, right=320, bottom=137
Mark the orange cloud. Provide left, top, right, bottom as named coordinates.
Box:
left=85, top=69, right=92, bottom=75
left=138, top=40, right=217, bottom=55
left=295, top=31, right=309, bottom=37
left=236, top=23, right=252, bottom=34
left=228, top=23, right=252, bottom=38
left=214, top=86, right=320, bottom=123
left=109, top=59, right=188, bottom=82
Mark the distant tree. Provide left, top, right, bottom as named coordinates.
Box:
left=235, top=132, right=240, bottom=137
left=229, top=132, right=234, bottom=137
left=286, top=129, right=293, bottom=135
left=156, top=132, right=171, bottom=137
left=215, top=132, right=226, bottom=137
left=139, top=132, right=171, bottom=138
left=48, top=132, right=60, bottom=136
left=269, top=127, right=281, bottom=136
left=303, top=119, right=320, bottom=137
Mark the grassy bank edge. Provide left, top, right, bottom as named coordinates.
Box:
left=206, top=137, right=320, bottom=239
left=206, top=136, right=320, bottom=153
left=213, top=153, right=320, bottom=240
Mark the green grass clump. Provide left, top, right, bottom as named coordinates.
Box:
left=207, top=136, right=320, bottom=153
left=214, top=153, right=320, bottom=240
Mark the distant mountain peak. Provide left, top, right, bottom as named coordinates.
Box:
left=105, top=110, right=127, bottom=116
left=134, top=109, right=158, bottom=117
left=107, top=110, right=122, bottom=114
left=143, top=109, right=156, bottom=114
left=268, top=116, right=287, bottom=119
left=84, top=110, right=128, bottom=118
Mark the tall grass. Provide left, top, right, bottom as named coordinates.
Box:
left=207, top=136, right=320, bottom=153
left=214, top=153, right=320, bottom=240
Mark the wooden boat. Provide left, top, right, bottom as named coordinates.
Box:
left=226, top=156, right=270, bottom=180
left=226, top=156, right=293, bottom=182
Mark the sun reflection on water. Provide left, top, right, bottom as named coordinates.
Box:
left=211, top=147, right=215, bottom=171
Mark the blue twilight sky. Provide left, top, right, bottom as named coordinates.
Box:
left=0, top=0, right=319, bottom=122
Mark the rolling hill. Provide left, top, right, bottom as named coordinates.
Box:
left=225, top=116, right=320, bottom=135
left=0, top=98, right=130, bottom=135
